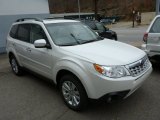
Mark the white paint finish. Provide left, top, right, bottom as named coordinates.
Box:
left=143, top=15, right=160, bottom=57
left=61, top=39, right=146, bottom=66
left=6, top=19, right=152, bottom=99
left=0, top=0, right=49, bottom=15
left=43, top=19, right=80, bottom=24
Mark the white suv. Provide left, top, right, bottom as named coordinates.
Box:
left=142, top=15, right=160, bottom=57
left=6, top=18, right=152, bottom=111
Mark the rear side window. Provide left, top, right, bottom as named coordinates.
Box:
left=10, top=25, right=18, bottom=38
left=150, top=17, right=160, bottom=33
left=17, top=24, right=30, bottom=43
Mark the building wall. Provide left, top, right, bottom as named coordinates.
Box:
left=0, top=0, right=49, bottom=53
left=141, top=12, right=155, bottom=25
left=0, top=0, right=49, bottom=15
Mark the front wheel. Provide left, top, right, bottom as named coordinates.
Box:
left=60, top=74, right=88, bottom=111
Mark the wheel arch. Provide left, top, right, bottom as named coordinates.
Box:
left=54, top=63, right=92, bottom=98
left=9, top=52, right=14, bottom=60
left=8, top=51, right=22, bottom=66
left=56, top=69, right=88, bottom=96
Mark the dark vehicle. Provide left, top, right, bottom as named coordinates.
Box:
left=82, top=20, right=117, bottom=40
left=100, top=19, right=113, bottom=25
left=103, top=16, right=121, bottom=22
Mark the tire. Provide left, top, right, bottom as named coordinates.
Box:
left=10, top=55, right=23, bottom=76
left=60, top=74, right=88, bottom=111
left=112, top=36, right=117, bottom=41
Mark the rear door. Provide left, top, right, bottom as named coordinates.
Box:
left=147, top=17, right=160, bottom=53
left=14, top=24, right=31, bottom=67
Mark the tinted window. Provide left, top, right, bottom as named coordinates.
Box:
left=150, top=17, right=160, bottom=33
left=17, top=24, right=30, bottom=42
left=96, top=22, right=105, bottom=32
left=10, top=25, right=18, bottom=38
left=30, top=24, right=47, bottom=44
left=85, top=21, right=97, bottom=30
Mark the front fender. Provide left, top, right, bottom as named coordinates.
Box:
left=52, top=58, right=94, bottom=98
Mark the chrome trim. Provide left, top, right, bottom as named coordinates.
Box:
left=126, top=56, right=151, bottom=77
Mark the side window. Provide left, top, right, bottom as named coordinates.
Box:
left=150, top=17, right=160, bottom=33
left=10, top=25, right=18, bottom=39
left=30, top=24, right=47, bottom=44
left=96, top=23, right=105, bottom=32
left=17, top=24, right=30, bottom=43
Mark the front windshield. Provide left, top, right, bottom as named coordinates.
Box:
left=46, top=22, right=102, bottom=46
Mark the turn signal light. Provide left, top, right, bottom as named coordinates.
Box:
left=93, top=64, right=104, bottom=74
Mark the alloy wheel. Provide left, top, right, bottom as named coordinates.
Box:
left=62, top=81, right=80, bottom=107
left=11, top=58, right=18, bottom=74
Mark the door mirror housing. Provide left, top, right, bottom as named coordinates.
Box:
left=34, top=39, right=47, bottom=48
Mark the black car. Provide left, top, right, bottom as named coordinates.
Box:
left=81, top=20, right=117, bottom=40
left=100, top=19, right=113, bottom=25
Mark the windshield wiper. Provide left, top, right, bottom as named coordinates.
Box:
left=81, top=39, right=98, bottom=44
left=81, top=37, right=104, bottom=44
left=70, top=33, right=81, bottom=44
left=59, top=43, right=78, bottom=46
left=70, top=33, right=104, bottom=45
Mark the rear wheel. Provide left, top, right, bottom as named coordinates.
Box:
left=60, top=74, right=88, bottom=111
left=10, top=55, right=23, bottom=76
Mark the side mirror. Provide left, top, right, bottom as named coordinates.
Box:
left=34, top=39, right=47, bottom=48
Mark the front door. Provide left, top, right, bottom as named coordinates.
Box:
left=27, top=24, right=53, bottom=78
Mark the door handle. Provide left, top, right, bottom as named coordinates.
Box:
left=26, top=48, right=31, bottom=52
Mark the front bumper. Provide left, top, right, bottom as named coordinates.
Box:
left=87, top=65, right=152, bottom=99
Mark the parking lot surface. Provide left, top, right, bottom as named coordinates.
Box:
left=112, top=25, right=148, bottom=48
left=0, top=53, right=160, bottom=120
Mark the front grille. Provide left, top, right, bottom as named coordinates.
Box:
left=127, top=56, right=150, bottom=77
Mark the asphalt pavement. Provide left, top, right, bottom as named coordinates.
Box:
left=0, top=51, right=160, bottom=120
left=112, top=25, right=148, bottom=48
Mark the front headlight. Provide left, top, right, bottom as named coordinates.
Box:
left=94, top=64, right=129, bottom=78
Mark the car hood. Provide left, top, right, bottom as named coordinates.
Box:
left=60, top=39, right=146, bottom=65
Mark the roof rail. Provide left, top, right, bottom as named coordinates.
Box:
left=16, top=18, right=42, bottom=22
left=44, top=17, right=64, bottom=20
